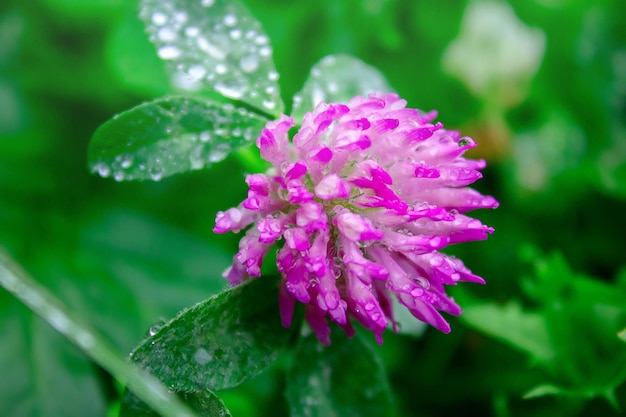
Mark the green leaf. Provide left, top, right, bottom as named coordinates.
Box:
left=139, top=0, right=284, bottom=115
left=460, top=300, right=555, bottom=363
left=291, top=54, right=394, bottom=123
left=129, top=276, right=293, bottom=391
left=286, top=331, right=395, bottom=417
left=121, top=388, right=231, bottom=417
left=0, top=299, right=106, bottom=417
left=88, top=96, right=267, bottom=181
left=0, top=248, right=201, bottom=417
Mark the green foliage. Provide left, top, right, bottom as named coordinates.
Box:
left=286, top=330, right=395, bottom=417
left=128, top=277, right=294, bottom=392
left=88, top=96, right=267, bottom=181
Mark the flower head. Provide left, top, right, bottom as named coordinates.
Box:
left=214, top=93, right=498, bottom=344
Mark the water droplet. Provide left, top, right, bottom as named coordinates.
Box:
left=416, top=277, right=430, bottom=289
left=223, top=13, right=237, bottom=27
left=254, top=35, right=268, bottom=45
left=199, top=131, right=210, bottom=142
left=201, top=0, right=215, bottom=6
left=174, top=12, right=187, bottom=23
left=262, top=99, right=276, bottom=110
left=158, top=46, right=182, bottom=60
left=120, top=155, right=133, bottom=169
left=259, top=46, right=272, bottom=57
left=193, top=348, right=212, bottom=365
left=243, top=127, right=254, bottom=141
left=151, top=12, right=167, bottom=26
left=208, top=143, right=231, bottom=162
left=229, top=28, right=242, bottom=40
left=157, top=27, right=177, bottom=42
left=150, top=166, right=164, bottom=181
left=185, top=26, right=199, bottom=37
left=364, top=302, right=375, bottom=311
left=113, top=170, right=125, bottom=181
left=215, top=63, right=227, bottom=74
left=240, top=54, right=259, bottom=73
left=197, top=36, right=226, bottom=60
left=97, top=164, right=111, bottom=177
left=188, top=64, right=207, bottom=80
left=268, top=70, right=279, bottom=81
left=214, top=79, right=246, bottom=99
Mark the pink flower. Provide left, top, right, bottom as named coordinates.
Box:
left=214, top=93, right=498, bottom=344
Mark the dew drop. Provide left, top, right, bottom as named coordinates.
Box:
left=208, top=143, right=231, bottom=162
left=158, top=46, right=182, bottom=60
left=174, top=11, right=188, bottom=23
left=223, top=13, right=237, bottom=27
left=240, top=54, right=259, bottom=73
left=193, top=348, right=212, bottom=365
left=254, top=35, right=268, bottom=45
left=120, top=155, right=133, bottom=169
left=215, top=63, right=227, bottom=74
left=416, top=277, right=430, bottom=290
left=410, top=287, right=424, bottom=297
left=197, top=36, right=226, bottom=60
left=113, top=170, right=125, bottom=182
left=188, top=64, right=207, bottom=80
left=151, top=12, right=167, bottom=26
left=185, top=26, right=199, bottom=37
left=268, top=70, right=279, bottom=81
left=97, top=164, right=111, bottom=177
left=190, top=145, right=204, bottom=169
left=262, top=99, right=276, bottom=110
left=259, top=46, right=272, bottom=57
left=229, top=28, right=242, bottom=40
left=150, top=166, right=164, bottom=181
left=214, top=80, right=246, bottom=99
left=364, top=302, right=375, bottom=311
left=199, top=131, right=211, bottom=143
left=201, top=0, right=215, bottom=6
left=157, top=27, right=177, bottom=42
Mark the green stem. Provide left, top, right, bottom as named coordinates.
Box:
left=0, top=247, right=199, bottom=417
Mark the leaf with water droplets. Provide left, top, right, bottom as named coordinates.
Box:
left=140, top=0, right=284, bottom=115
left=291, top=54, right=394, bottom=122
left=286, top=330, right=395, bottom=417
left=129, top=276, right=295, bottom=392
left=121, top=388, right=232, bottom=417
left=88, top=96, right=267, bottom=181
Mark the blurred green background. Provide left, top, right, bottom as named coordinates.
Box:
left=1, top=0, right=626, bottom=416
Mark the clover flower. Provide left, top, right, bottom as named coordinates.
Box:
left=214, top=92, right=498, bottom=344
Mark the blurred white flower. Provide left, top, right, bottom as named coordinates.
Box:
left=443, top=1, right=546, bottom=107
